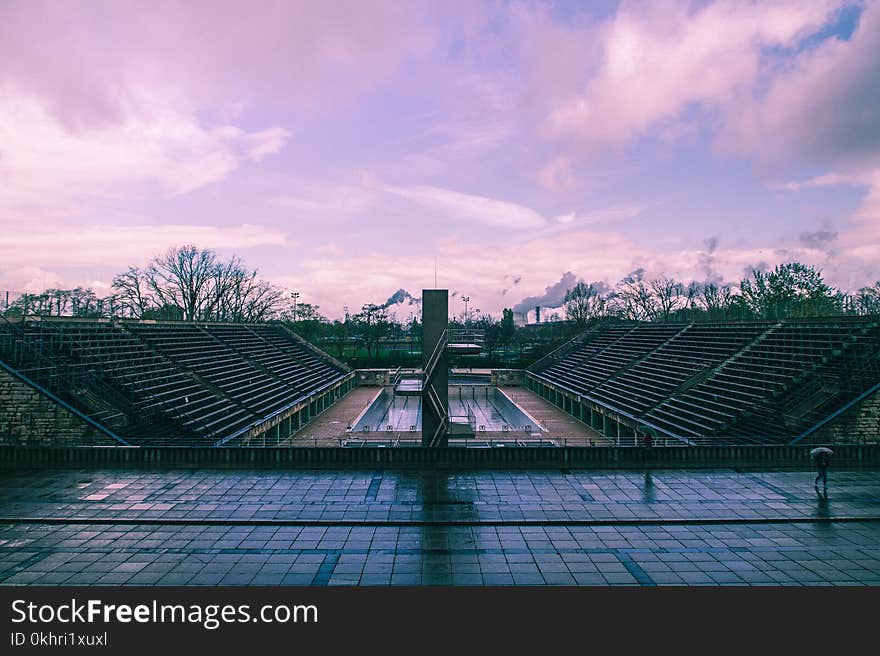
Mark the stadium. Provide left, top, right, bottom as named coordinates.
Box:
left=2, top=287, right=880, bottom=589
left=2, top=309, right=879, bottom=450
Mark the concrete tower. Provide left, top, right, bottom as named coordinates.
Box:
left=421, top=289, right=449, bottom=447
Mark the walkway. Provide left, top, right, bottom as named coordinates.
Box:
left=1, top=468, right=878, bottom=585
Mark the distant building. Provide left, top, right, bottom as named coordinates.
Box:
left=512, top=306, right=564, bottom=326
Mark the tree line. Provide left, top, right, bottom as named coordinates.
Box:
left=562, top=263, right=880, bottom=325
left=5, top=245, right=289, bottom=322
left=3, top=246, right=879, bottom=368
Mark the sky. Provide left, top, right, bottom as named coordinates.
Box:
left=1, top=0, right=879, bottom=320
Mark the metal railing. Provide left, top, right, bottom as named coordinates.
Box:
left=332, top=434, right=877, bottom=448
left=447, top=329, right=484, bottom=345
left=339, top=437, right=562, bottom=448
left=422, top=329, right=449, bottom=447
left=0, top=427, right=874, bottom=448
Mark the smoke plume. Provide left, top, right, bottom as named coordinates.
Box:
left=512, top=271, right=580, bottom=313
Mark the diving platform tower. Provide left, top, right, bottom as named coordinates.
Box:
left=421, top=289, right=485, bottom=446
left=421, top=290, right=449, bottom=447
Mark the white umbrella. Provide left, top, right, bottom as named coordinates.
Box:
left=810, top=447, right=833, bottom=457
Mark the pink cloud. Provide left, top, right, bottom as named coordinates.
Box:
left=537, top=0, right=842, bottom=151
left=273, top=228, right=841, bottom=319
left=537, top=157, right=577, bottom=193
left=782, top=168, right=880, bottom=257
left=1, top=0, right=875, bottom=313
left=720, top=1, right=880, bottom=169
left=0, top=1, right=434, bottom=129
left=0, top=94, right=290, bottom=217
left=0, top=266, right=66, bottom=295
left=380, top=184, right=548, bottom=229
left=0, top=0, right=430, bottom=232
left=0, top=223, right=289, bottom=268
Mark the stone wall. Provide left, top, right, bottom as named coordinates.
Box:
left=814, top=389, right=880, bottom=443
left=0, top=367, right=118, bottom=447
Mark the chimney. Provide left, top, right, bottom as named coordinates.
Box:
left=535, top=305, right=541, bottom=324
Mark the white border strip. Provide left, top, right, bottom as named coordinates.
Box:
left=347, top=386, right=387, bottom=432
left=495, top=387, right=547, bottom=433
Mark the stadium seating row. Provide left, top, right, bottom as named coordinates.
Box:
left=529, top=319, right=880, bottom=440
left=0, top=318, right=350, bottom=445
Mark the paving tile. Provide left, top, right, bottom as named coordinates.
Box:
left=1, top=468, right=879, bottom=587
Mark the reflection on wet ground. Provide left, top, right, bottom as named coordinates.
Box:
left=1, top=468, right=878, bottom=585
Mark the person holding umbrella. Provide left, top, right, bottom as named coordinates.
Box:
left=811, top=447, right=833, bottom=491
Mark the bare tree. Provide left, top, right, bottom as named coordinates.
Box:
left=11, top=247, right=287, bottom=322
left=212, top=258, right=286, bottom=322
left=111, top=267, right=154, bottom=318
left=109, top=246, right=286, bottom=322
left=685, top=281, right=701, bottom=309
left=6, top=287, right=107, bottom=318
left=650, top=276, right=686, bottom=321
left=608, top=272, right=656, bottom=320
left=69, top=287, right=98, bottom=316
left=563, top=282, right=606, bottom=324
left=144, top=245, right=217, bottom=321
left=236, top=277, right=286, bottom=322
left=698, top=281, right=733, bottom=312
left=854, top=281, right=880, bottom=315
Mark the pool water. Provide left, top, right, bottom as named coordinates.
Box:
left=351, top=385, right=542, bottom=434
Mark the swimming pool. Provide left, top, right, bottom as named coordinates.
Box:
left=350, top=384, right=543, bottom=435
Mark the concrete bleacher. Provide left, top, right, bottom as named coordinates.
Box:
left=528, top=318, right=880, bottom=442
left=0, top=318, right=352, bottom=446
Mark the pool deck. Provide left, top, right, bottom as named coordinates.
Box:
left=499, top=386, right=609, bottom=445
left=1, top=467, right=878, bottom=586
left=292, top=384, right=596, bottom=445
left=282, top=387, right=379, bottom=447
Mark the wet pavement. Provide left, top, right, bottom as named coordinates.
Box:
left=1, top=468, right=878, bottom=585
